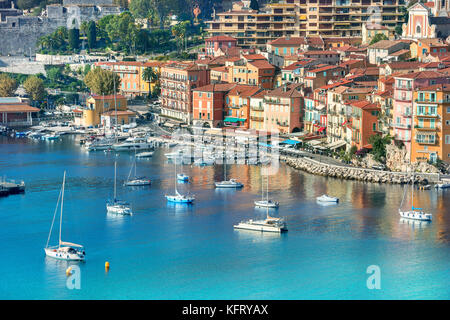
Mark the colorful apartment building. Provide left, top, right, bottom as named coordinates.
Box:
left=350, top=100, right=381, bottom=150
left=263, top=83, right=304, bottom=134
left=249, top=90, right=268, bottom=131
left=224, top=85, right=262, bottom=129
left=412, top=38, right=450, bottom=62
left=192, top=83, right=237, bottom=128
left=227, top=57, right=276, bottom=89
left=280, top=58, right=321, bottom=85
left=160, top=62, right=210, bottom=124
left=392, top=71, right=449, bottom=154
left=203, top=35, right=238, bottom=58
left=95, top=61, right=162, bottom=97
left=411, top=84, right=450, bottom=163
left=304, top=65, right=346, bottom=90
left=326, top=86, right=372, bottom=146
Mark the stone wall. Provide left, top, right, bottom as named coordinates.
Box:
left=0, top=2, right=121, bottom=56
left=283, top=156, right=440, bottom=184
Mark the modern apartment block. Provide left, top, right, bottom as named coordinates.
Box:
left=205, top=0, right=404, bottom=48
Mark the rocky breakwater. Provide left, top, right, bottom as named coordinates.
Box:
left=283, top=157, right=435, bottom=184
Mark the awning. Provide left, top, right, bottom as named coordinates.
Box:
left=317, top=127, right=326, bottom=132
left=325, top=140, right=346, bottom=150
left=280, top=139, right=301, bottom=145
left=224, top=117, right=246, bottom=123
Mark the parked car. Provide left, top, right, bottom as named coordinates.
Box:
left=371, top=164, right=387, bottom=171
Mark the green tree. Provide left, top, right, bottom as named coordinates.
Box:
left=17, top=0, right=37, bottom=10
left=23, top=76, right=45, bottom=103
left=370, top=33, right=389, bottom=45
left=84, top=67, right=121, bottom=95
left=369, top=134, right=392, bottom=163
left=87, top=21, right=97, bottom=49
left=68, top=28, right=80, bottom=50
left=0, top=74, right=18, bottom=97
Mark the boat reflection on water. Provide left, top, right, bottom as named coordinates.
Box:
left=166, top=201, right=195, bottom=215
left=234, top=228, right=284, bottom=242
left=399, top=217, right=431, bottom=229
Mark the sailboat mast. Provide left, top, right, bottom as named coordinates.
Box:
left=59, top=171, right=66, bottom=248
left=411, top=173, right=414, bottom=210
left=114, top=161, right=117, bottom=200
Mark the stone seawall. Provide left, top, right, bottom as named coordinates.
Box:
left=283, top=156, right=440, bottom=184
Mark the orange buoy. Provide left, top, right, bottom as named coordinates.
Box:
left=105, top=261, right=110, bottom=271
left=66, top=267, right=72, bottom=276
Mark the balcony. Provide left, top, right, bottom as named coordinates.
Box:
left=394, top=123, right=411, bottom=129
left=251, top=116, right=264, bottom=122
left=415, top=135, right=436, bottom=145
left=251, top=105, right=264, bottom=111
left=414, top=125, right=438, bottom=131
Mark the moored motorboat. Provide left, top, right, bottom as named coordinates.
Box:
left=254, top=200, right=279, bottom=208
left=234, top=216, right=287, bottom=233
left=316, top=194, right=339, bottom=203
left=136, top=151, right=154, bottom=158
left=215, top=179, right=243, bottom=188
left=177, top=173, right=189, bottom=182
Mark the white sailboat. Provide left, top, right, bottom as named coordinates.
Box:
left=215, top=157, right=243, bottom=188
left=107, top=161, right=133, bottom=215
left=254, top=173, right=279, bottom=208
left=124, top=150, right=151, bottom=186
left=399, top=174, right=432, bottom=221
left=165, top=160, right=194, bottom=203
left=44, top=171, right=85, bottom=261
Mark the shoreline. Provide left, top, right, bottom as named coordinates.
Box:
left=282, top=155, right=441, bottom=185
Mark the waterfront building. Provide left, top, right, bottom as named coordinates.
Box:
left=160, top=62, right=210, bottom=124
left=392, top=71, right=450, bottom=155
left=100, top=110, right=137, bottom=128
left=263, top=83, right=304, bottom=134
left=249, top=90, right=268, bottom=131
left=206, top=0, right=404, bottom=48
left=224, top=85, right=262, bottom=129
left=0, top=98, right=39, bottom=127
left=192, top=83, right=237, bottom=128
left=74, top=94, right=127, bottom=127
left=326, top=86, right=373, bottom=147
left=95, top=61, right=163, bottom=98
left=350, top=100, right=381, bottom=151
left=411, top=84, right=450, bottom=163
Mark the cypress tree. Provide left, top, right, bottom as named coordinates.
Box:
left=68, top=28, right=80, bottom=50
left=87, top=21, right=97, bottom=49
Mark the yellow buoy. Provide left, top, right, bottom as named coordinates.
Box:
left=105, top=261, right=110, bottom=271
left=66, top=267, right=72, bottom=276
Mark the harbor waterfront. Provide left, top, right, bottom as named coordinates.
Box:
left=1, top=135, right=450, bottom=299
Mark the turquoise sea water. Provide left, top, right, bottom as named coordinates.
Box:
left=0, top=135, right=449, bottom=299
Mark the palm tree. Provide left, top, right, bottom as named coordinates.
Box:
left=142, top=67, right=158, bottom=97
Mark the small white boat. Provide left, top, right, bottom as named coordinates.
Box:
left=84, top=137, right=115, bottom=151
left=165, top=191, right=195, bottom=203
left=42, top=133, right=60, bottom=141
left=399, top=174, right=432, bottom=221
left=234, top=215, right=287, bottom=233
left=165, top=150, right=183, bottom=159
left=107, top=161, right=132, bottom=215
left=215, top=179, right=243, bottom=188
left=215, top=159, right=243, bottom=188
left=255, top=174, right=279, bottom=208
left=112, top=137, right=153, bottom=151
left=316, top=194, right=339, bottom=203
left=177, top=173, right=189, bottom=182
left=44, top=171, right=85, bottom=261
left=136, top=151, right=154, bottom=158
left=435, top=183, right=450, bottom=189
left=124, top=155, right=151, bottom=186
left=398, top=209, right=432, bottom=221
left=254, top=200, right=279, bottom=208
left=106, top=200, right=133, bottom=215
left=166, top=161, right=195, bottom=203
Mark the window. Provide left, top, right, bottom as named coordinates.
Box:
left=446, top=135, right=450, bottom=144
